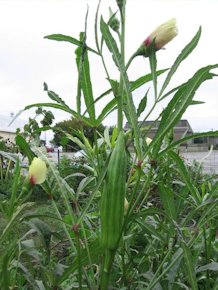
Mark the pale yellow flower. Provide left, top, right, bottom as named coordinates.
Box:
left=146, top=137, right=152, bottom=145
left=29, top=157, right=47, bottom=185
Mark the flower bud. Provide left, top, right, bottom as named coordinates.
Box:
left=136, top=19, right=178, bottom=57
left=124, top=197, right=129, bottom=214
left=108, top=7, right=120, bottom=32
left=29, top=157, right=47, bottom=185
left=146, top=137, right=152, bottom=145
left=116, top=0, right=125, bottom=10
left=144, top=18, right=178, bottom=50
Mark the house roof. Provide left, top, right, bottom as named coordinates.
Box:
left=125, top=119, right=193, bottom=134
left=0, top=114, right=26, bottom=133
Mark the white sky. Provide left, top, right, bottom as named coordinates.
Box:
left=0, top=0, right=218, bottom=142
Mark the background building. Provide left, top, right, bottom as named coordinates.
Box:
left=125, top=119, right=194, bottom=146
left=124, top=119, right=218, bottom=152
left=0, top=113, right=26, bottom=142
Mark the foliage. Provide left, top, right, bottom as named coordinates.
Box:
left=0, top=1, right=218, bottom=289
left=17, top=107, right=54, bottom=145
left=52, top=117, right=105, bottom=151
left=58, top=155, right=92, bottom=191
left=0, top=137, right=17, bottom=153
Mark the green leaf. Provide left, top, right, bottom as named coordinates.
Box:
left=23, top=103, right=94, bottom=127
left=130, top=69, right=168, bottom=92
left=11, top=260, right=41, bottom=290
left=147, top=248, right=183, bottom=290
left=83, top=88, right=112, bottom=117
left=116, top=0, right=125, bottom=10
left=151, top=64, right=218, bottom=157
left=10, top=158, right=21, bottom=215
left=196, top=262, right=218, bottom=273
left=168, top=249, right=183, bottom=290
left=159, top=130, right=218, bottom=156
left=25, top=219, right=52, bottom=253
left=137, top=89, right=148, bottom=118
left=15, top=135, right=35, bottom=163
left=148, top=42, right=157, bottom=99
left=158, top=183, right=177, bottom=220
left=159, top=83, right=185, bottom=102
left=96, top=69, right=168, bottom=100
left=136, top=218, right=165, bottom=243
left=1, top=251, right=11, bottom=290
left=181, top=242, right=198, bottom=290
left=169, top=151, right=201, bottom=204
left=100, top=16, right=123, bottom=71
left=76, top=176, right=96, bottom=196
left=44, top=83, right=69, bottom=107
left=44, top=34, right=99, bottom=55
left=76, top=32, right=96, bottom=121
left=103, top=126, right=111, bottom=148
left=96, top=98, right=117, bottom=125
left=57, top=239, right=104, bottom=284
left=0, top=151, right=20, bottom=163
left=159, top=27, right=202, bottom=97
left=190, top=100, right=205, bottom=105
left=90, top=70, right=168, bottom=124
left=100, top=16, right=141, bottom=157
left=0, top=202, right=35, bottom=242
left=111, top=127, right=118, bottom=147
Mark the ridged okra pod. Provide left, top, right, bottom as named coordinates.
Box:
left=101, top=131, right=127, bottom=250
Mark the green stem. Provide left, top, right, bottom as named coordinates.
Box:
left=117, top=3, right=126, bottom=133
left=95, top=0, right=116, bottom=103
left=93, top=128, right=100, bottom=174
left=203, top=228, right=210, bottom=289
left=125, top=51, right=138, bottom=71
left=117, top=96, right=123, bottom=133
left=121, top=241, right=127, bottom=286
left=100, top=249, right=116, bottom=290
left=51, top=200, right=76, bottom=250
left=76, top=231, right=82, bottom=290
left=5, top=160, right=11, bottom=181
left=0, top=156, right=4, bottom=181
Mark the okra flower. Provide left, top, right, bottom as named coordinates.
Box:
left=29, top=157, right=47, bottom=185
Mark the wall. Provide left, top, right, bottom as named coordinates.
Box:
left=0, top=131, right=16, bottom=141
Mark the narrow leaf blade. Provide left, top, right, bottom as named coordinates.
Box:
left=159, top=27, right=202, bottom=96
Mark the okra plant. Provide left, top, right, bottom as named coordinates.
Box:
left=1, top=0, right=218, bottom=289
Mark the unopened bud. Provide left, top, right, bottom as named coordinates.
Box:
left=124, top=198, right=129, bottom=214
left=108, top=7, right=120, bottom=32
left=146, top=137, right=152, bottom=145
left=136, top=18, right=178, bottom=57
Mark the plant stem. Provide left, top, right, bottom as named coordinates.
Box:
left=93, top=128, right=100, bottom=174
left=51, top=200, right=76, bottom=250
left=100, top=249, right=116, bottom=290
left=75, top=231, right=82, bottom=290
left=125, top=51, right=138, bottom=71
left=117, top=4, right=126, bottom=133
left=203, top=227, right=210, bottom=289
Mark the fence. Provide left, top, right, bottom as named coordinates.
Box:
left=181, top=151, right=218, bottom=174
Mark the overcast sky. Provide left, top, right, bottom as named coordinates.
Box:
left=0, top=0, right=218, bottom=142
